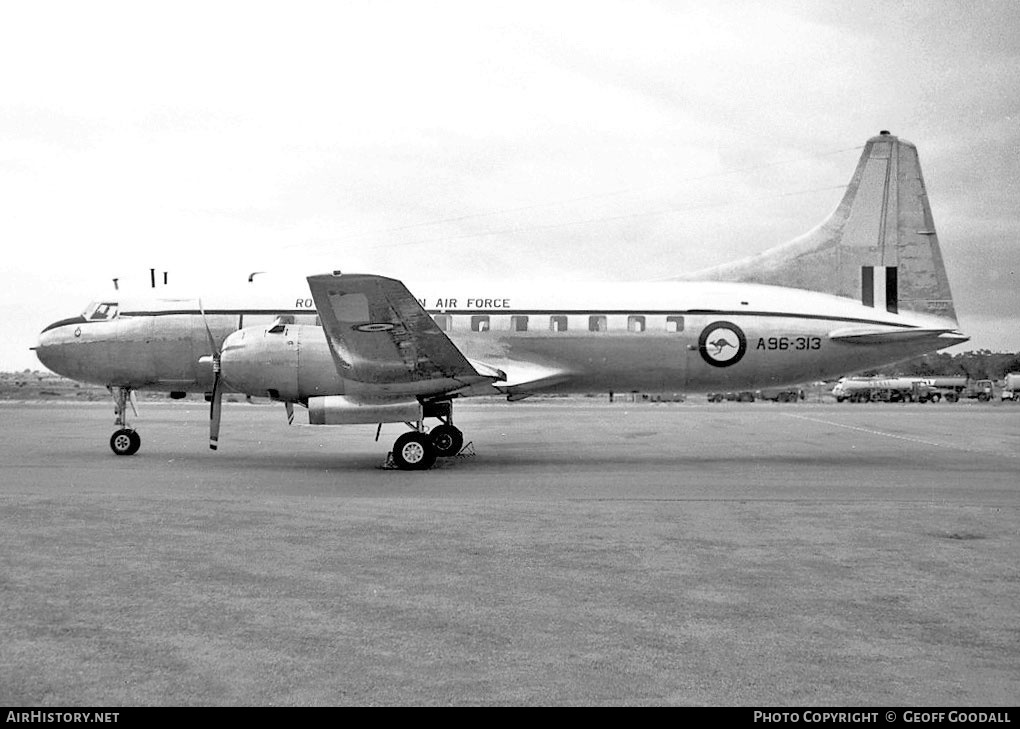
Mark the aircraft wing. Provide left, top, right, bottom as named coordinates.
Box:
left=307, top=273, right=500, bottom=398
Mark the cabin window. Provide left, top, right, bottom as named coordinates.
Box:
left=511, top=315, right=529, bottom=332
left=433, top=313, right=451, bottom=331
left=588, top=315, right=607, bottom=332
left=549, top=315, right=568, bottom=332
left=471, top=315, right=490, bottom=332
left=627, top=315, right=646, bottom=332
left=666, top=315, right=685, bottom=332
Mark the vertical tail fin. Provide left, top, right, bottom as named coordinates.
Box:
left=680, top=132, right=958, bottom=322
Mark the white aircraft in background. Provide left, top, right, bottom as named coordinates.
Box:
left=34, top=131, right=967, bottom=469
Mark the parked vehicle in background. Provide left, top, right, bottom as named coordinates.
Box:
left=757, top=388, right=804, bottom=402
left=956, top=379, right=995, bottom=402
left=1001, top=373, right=1020, bottom=402
left=832, top=376, right=993, bottom=403
left=707, top=391, right=756, bottom=402
left=832, top=376, right=932, bottom=402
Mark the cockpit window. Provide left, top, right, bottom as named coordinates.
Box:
left=83, top=302, right=119, bottom=320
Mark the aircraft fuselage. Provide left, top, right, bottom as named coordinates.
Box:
left=35, top=280, right=965, bottom=399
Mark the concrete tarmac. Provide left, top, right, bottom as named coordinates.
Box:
left=1, top=399, right=1017, bottom=705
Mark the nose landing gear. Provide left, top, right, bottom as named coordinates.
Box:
left=108, top=386, right=141, bottom=456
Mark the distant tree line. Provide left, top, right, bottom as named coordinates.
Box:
left=865, top=350, right=1020, bottom=380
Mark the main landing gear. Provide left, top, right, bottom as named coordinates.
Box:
left=388, top=401, right=465, bottom=471
left=108, top=386, right=141, bottom=456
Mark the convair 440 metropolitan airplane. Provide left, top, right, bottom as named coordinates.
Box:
left=35, top=132, right=967, bottom=469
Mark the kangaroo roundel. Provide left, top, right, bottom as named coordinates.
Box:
left=699, top=321, right=747, bottom=367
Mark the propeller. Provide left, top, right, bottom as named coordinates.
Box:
left=199, top=299, right=223, bottom=451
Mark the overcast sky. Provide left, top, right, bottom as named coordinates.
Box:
left=2, top=0, right=1018, bottom=371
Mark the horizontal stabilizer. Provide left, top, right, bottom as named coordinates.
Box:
left=828, top=326, right=965, bottom=345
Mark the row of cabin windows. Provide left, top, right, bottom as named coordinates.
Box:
left=431, top=314, right=686, bottom=333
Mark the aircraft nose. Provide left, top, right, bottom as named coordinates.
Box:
left=34, top=316, right=86, bottom=374
left=34, top=329, right=59, bottom=372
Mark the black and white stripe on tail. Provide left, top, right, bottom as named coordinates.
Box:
left=861, top=266, right=898, bottom=314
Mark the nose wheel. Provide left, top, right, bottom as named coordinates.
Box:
left=110, top=428, right=141, bottom=456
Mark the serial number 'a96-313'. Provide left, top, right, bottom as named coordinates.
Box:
left=756, top=336, right=822, bottom=351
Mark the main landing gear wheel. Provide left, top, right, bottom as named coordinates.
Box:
left=110, top=428, right=141, bottom=456
left=429, top=424, right=464, bottom=458
left=392, top=432, right=437, bottom=471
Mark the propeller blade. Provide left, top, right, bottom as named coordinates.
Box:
left=285, top=401, right=294, bottom=425
left=198, top=298, right=220, bottom=357
left=200, top=298, right=225, bottom=451
left=209, top=368, right=223, bottom=451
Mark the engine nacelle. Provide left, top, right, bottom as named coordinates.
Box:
left=308, top=396, right=422, bottom=425
left=220, top=324, right=344, bottom=401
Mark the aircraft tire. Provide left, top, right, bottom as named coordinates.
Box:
left=110, top=428, right=141, bottom=456
left=392, top=432, right=437, bottom=471
left=429, top=425, right=464, bottom=458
